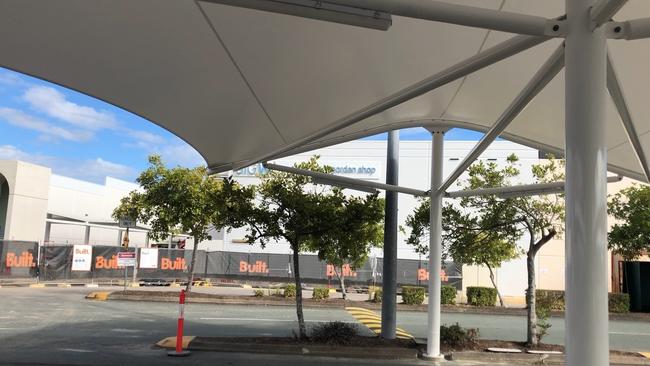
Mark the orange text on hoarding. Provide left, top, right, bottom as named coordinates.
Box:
left=161, top=257, right=186, bottom=270
left=240, top=260, right=269, bottom=273
left=417, top=268, right=448, bottom=282
left=326, top=264, right=357, bottom=278
left=95, top=255, right=118, bottom=269
left=5, top=252, right=36, bottom=268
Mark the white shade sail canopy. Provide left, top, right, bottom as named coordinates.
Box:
left=1, top=1, right=649, bottom=181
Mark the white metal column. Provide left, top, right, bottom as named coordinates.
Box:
left=565, top=0, right=609, bottom=365
left=425, top=130, right=444, bottom=359
left=84, top=225, right=91, bottom=245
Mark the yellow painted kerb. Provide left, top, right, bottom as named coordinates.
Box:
left=156, top=336, right=196, bottom=349
left=639, top=352, right=650, bottom=358
left=345, top=306, right=414, bottom=339
left=85, top=291, right=110, bottom=301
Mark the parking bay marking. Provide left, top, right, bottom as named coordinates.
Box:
left=345, top=307, right=414, bottom=340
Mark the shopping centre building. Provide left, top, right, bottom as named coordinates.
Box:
left=0, top=139, right=644, bottom=301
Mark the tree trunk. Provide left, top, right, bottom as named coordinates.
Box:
left=185, top=238, right=198, bottom=293
left=486, top=263, right=505, bottom=307
left=291, top=247, right=307, bottom=339
left=526, top=252, right=538, bottom=346
left=335, top=266, right=347, bottom=300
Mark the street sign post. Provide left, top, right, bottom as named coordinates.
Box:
left=118, top=217, right=136, bottom=228
left=117, top=251, right=136, bottom=291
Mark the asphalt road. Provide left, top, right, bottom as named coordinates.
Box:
left=0, top=287, right=648, bottom=365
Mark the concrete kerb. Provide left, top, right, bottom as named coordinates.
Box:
left=448, top=351, right=650, bottom=365
left=100, top=290, right=650, bottom=322
left=155, top=336, right=419, bottom=360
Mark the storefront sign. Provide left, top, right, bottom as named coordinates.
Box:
left=117, top=251, right=136, bottom=267
left=139, top=248, right=159, bottom=269
left=235, top=162, right=381, bottom=180
left=71, top=244, right=92, bottom=271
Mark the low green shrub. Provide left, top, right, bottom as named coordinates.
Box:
left=372, top=288, right=383, bottom=303
left=402, top=286, right=426, bottom=305
left=310, top=321, right=358, bottom=345
left=284, top=284, right=296, bottom=298
left=609, top=293, right=630, bottom=313
left=253, top=289, right=265, bottom=297
left=535, top=298, right=553, bottom=343
left=536, top=289, right=565, bottom=310
left=466, top=286, right=497, bottom=306
left=441, top=285, right=457, bottom=305
left=440, top=323, right=479, bottom=348
left=536, top=290, right=629, bottom=313
left=312, top=287, right=330, bottom=300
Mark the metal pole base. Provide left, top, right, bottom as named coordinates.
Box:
left=167, top=350, right=191, bottom=357
left=421, top=353, right=445, bottom=362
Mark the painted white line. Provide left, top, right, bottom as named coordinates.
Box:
left=109, top=328, right=144, bottom=333
left=58, top=348, right=95, bottom=353
left=200, top=317, right=295, bottom=322
left=0, top=316, right=15, bottom=319
left=199, top=317, right=355, bottom=324
left=609, top=331, right=650, bottom=336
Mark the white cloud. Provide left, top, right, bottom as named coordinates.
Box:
left=159, top=141, right=206, bottom=167
left=0, top=107, right=93, bottom=142
left=81, top=158, right=134, bottom=180
left=0, top=71, right=27, bottom=87
left=0, top=145, right=37, bottom=161
left=23, top=86, right=117, bottom=130
left=0, top=145, right=134, bottom=183
left=123, top=129, right=166, bottom=149
left=122, top=131, right=205, bottom=168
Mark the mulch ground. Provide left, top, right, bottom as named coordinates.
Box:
left=184, top=335, right=645, bottom=359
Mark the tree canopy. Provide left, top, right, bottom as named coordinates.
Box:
left=608, top=184, right=650, bottom=260
left=404, top=154, right=565, bottom=343
left=112, top=155, right=253, bottom=291
left=236, top=156, right=384, bottom=338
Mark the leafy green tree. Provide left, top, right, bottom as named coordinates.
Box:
left=405, top=155, right=523, bottom=307
left=308, top=194, right=384, bottom=300
left=608, top=184, right=650, bottom=260
left=237, top=157, right=383, bottom=338
left=404, top=155, right=565, bottom=346
left=113, top=155, right=252, bottom=293
left=513, top=157, right=564, bottom=345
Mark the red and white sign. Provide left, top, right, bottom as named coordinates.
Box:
left=71, top=245, right=92, bottom=271
left=117, top=251, right=137, bottom=267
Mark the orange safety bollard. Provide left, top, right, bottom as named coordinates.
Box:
left=167, top=289, right=190, bottom=357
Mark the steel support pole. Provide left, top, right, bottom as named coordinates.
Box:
left=425, top=130, right=445, bottom=359
left=84, top=225, right=90, bottom=245
left=565, top=1, right=609, bottom=365
left=381, top=130, right=399, bottom=339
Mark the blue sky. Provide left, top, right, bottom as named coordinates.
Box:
left=0, top=67, right=482, bottom=184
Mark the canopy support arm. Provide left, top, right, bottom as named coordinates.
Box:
left=437, top=43, right=566, bottom=194
left=591, top=0, right=627, bottom=28
left=607, top=54, right=650, bottom=181
left=446, top=175, right=622, bottom=199
left=609, top=17, right=650, bottom=40
left=262, top=163, right=428, bottom=196
left=214, top=34, right=551, bottom=174
left=325, top=0, right=563, bottom=36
